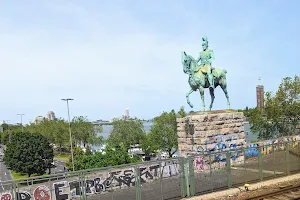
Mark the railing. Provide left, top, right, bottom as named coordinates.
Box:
left=1, top=141, right=300, bottom=200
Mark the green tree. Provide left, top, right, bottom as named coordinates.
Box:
left=26, top=119, right=69, bottom=153
left=4, top=132, right=54, bottom=177
left=108, top=118, right=146, bottom=150
left=71, top=116, right=103, bottom=147
left=1, top=130, right=10, bottom=145
left=140, top=133, right=154, bottom=156
left=68, top=145, right=140, bottom=171
left=0, top=123, right=9, bottom=132
left=249, top=76, right=300, bottom=139
left=52, top=119, right=69, bottom=153
left=147, top=110, right=178, bottom=158
left=21, top=117, right=102, bottom=154
left=237, top=106, right=254, bottom=118
left=85, top=145, right=93, bottom=156
left=178, top=106, right=187, bottom=117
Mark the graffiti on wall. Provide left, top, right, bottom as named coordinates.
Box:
left=194, top=157, right=207, bottom=170
left=0, top=162, right=179, bottom=200
left=244, top=135, right=300, bottom=158
left=202, top=134, right=245, bottom=151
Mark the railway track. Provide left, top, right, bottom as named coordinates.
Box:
left=246, top=185, right=300, bottom=200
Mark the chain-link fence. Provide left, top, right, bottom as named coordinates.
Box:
left=1, top=141, right=300, bottom=200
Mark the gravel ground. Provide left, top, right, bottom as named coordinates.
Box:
left=207, top=178, right=300, bottom=200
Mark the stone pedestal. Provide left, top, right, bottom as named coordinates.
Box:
left=177, top=110, right=245, bottom=157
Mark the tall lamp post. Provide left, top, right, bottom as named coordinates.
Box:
left=61, top=98, right=75, bottom=172
left=17, top=114, right=25, bottom=133
left=3, top=120, right=11, bottom=143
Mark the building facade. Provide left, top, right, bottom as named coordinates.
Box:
left=46, top=111, right=56, bottom=120
left=256, top=78, right=264, bottom=109
left=124, top=108, right=130, bottom=119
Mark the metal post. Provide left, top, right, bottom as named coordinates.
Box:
left=81, top=172, right=87, bottom=200
left=244, top=148, right=247, bottom=184
left=285, top=143, right=290, bottom=175
left=258, top=147, right=263, bottom=181
left=272, top=144, right=276, bottom=176
left=179, top=157, right=187, bottom=197
left=12, top=181, right=17, bottom=200
left=226, top=152, right=232, bottom=188
left=298, top=141, right=300, bottom=170
left=159, top=162, right=163, bottom=200
left=61, top=98, right=75, bottom=172
left=9, top=129, right=11, bottom=143
left=17, top=114, right=25, bottom=133
left=189, top=157, right=195, bottom=196
left=135, top=166, right=142, bottom=200
left=184, top=159, right=190, bottom=197
left=209, top=154, right=213, bottom=191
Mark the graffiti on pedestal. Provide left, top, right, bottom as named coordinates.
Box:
left=194, top=157, right=207, bottom=170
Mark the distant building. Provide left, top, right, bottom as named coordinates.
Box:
left=35, top=116, right=44, bottom=124
left=256, top=77, right=264, bottom=110
left=46, top=111, right=56, bottom=120
left=124, top=108, right=130, bottom=119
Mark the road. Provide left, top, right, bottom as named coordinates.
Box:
left=0, top=145, right=66, bottom=193
left=0, top=146, right=13, bottom=192
left=52, top=159, right=66, bottom=174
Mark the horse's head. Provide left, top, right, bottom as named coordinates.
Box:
left=181, top=51, right=195, bottom=74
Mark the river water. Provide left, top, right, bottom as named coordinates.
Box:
left=95, top=121, right=256, bottom=143
left=96, top=121, right=153, bottom=140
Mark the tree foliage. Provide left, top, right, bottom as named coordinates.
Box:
left=108, top=118, right=146, bottom=150
left=67, top=145, right=141, bottom=171
left=4, top=132, right=54, bottom=177
left=249, top=76, right=300, bottom=139
left=178, top=106, right=187, bottom=118
left=1, top=117, right=103, bottom=154
left=146, top=110, right=178, bottom=158
left=71, top=116, right=103, bottom=147
left=0, top=123, right=9, bottom=132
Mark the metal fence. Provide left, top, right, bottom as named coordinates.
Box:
left=1, top=141, right=300, bottom=200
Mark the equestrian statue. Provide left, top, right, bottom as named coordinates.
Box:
left=181, top=36, right=230, bottom=111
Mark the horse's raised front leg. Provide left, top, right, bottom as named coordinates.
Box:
left=209, top=87, right=215, bottom=111
left=221, top=84, right=230, bottom=109
left=186, top=88, right=194, bottom=108
left=199, top=86, right=205, bottom=111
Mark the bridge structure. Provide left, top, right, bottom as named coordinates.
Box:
left=1, top=138, right=300, bottom=200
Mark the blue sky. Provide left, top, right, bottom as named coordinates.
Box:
left=0, top=0, right=299, bottom=123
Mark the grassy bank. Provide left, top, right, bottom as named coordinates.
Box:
left=54, top=154, right=70, bottom=162
left=11, top=171, right=47, bottom=180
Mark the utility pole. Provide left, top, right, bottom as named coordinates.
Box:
left=61, top=98, right=75, bottom=172
left=3, top=120, right=11, bottom=143
left=17, top=114, right=25, bottom=133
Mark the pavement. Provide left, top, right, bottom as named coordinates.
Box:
left=52, top=159, right=66, bottom=174
left=0, top=145, right=66, bottom=193
left=0, top=146, right=13, bottom=192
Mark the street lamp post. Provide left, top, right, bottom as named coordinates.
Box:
left=61, top=98, right=75, bottom=172
left=17, top=114, right=25, bottom=133
left=3, top=120, right=11, bottom=143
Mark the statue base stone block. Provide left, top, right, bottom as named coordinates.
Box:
left=177, top=110, right=246, bottom=157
